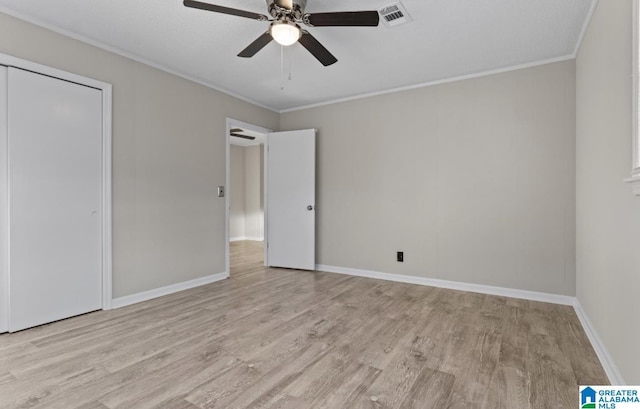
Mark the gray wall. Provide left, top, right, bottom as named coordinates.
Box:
left=0, top=12, right=279, bottom=298
left=576, top=0, right=640, bottom=383
left=281, top=60, right=577, bottom=295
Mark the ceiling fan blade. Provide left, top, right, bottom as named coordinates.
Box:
left=183, top=0, right=268, bottom=21
left=231, top=133, right=256, bottom=140
left=238, top=32, right=273, bottom=58
left=304, top=11, right=380, bottom=27
left=298, top=31, right=337, bottom=66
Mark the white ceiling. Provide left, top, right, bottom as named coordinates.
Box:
left=0, top=0, right=595, bottom=112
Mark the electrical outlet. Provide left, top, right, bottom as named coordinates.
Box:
left=397, top=251, right=404, bottom=262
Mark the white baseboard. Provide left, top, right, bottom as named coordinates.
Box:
left=111, top=272, right=229, bottom=309
left=316, top=264, right=575, bottom=306
left=230, top=236, right=264, bottom=242
left=573, top=299, right=625, bottom=385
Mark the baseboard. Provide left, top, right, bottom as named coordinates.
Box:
left=316, top=264, right=575, bottom=306
left=111, top=272, right=229, bottom=309
left=230, top=236, right=264, bottom=242
left=573, top=299, right=625, bottom=385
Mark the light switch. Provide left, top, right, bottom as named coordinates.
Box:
left=218, top=186, right=225, bottom=198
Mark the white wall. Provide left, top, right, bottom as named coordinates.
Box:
left=0, top=12, right=279, bottom=298
left=230, top=144, right=264, bottom=241
left=281, top=60, right=577, bottom=296
left=230, top=145, right=245, bottom=240
left=244, top=145, right=264, bottom=240
left=576, top=0, right=640, bottom=383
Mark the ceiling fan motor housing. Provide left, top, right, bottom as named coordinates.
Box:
left=267, top=0, right=307, bottom=21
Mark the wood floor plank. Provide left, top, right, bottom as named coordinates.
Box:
left=284, top=352, right=373, bottom=402
left=5, top=366, right=110, bottom=409
left=185, top=342, right=328, bottom=409
left=527, top=333, right=578, bottom=409
left=250, top=394, right=307, bottom=409
left=0, top=240, right=608, bottom=409
left=313, top=364, right=382, bottom=409
left=352, top=330, right=436, bottom=409
left=146, top=397, right=201, bottom=409
left=73, top=401, right=110, bottom=409
left=441, top=326, right=503, bottom=408
left=98, top=346, right=238, bottom=409
left=481, top=365, right=533, bottom=409
left=398, top=366, right=455, bottom=409
left=0, top=371, right=17, bottom=387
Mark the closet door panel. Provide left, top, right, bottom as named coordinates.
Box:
left=8, top=67, right=102, bottom=332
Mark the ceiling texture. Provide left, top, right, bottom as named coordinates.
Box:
left=0, top=0, right=595, bottom=112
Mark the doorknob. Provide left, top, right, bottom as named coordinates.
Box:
left=307, top=205, right=314, bottom=211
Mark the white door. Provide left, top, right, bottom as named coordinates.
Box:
left=8, top=67, right=102, bottom=332
left=266, top=129, right=316, bottom=270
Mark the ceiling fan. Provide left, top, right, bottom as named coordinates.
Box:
left=230, top=128, right=256, bottom=140
left=183, top=0, right=380, bottom=66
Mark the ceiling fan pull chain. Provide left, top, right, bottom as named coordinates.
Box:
left=288, top=45, right=292, bottom=81
left=280, top=45, right=285, bottom=91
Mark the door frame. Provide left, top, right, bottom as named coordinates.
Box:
left=0, top=53, right=113, bottom=332
left=225, top=118, right=272, bottom=275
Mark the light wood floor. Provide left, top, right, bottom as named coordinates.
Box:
left=0, top=240, right=607, bottom=409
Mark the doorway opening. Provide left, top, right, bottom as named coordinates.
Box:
left=225, top=119, right=270, bottom=276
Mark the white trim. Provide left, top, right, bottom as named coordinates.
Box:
left=573, top=0, right=600, bottom=58
left=0, top=53, right=112, bottom=91
left=225, top=118, right=271, bottom=276
left=0, top=52, right=113, bottom=326
left=0, top=6, right=277, bottom=114
left=624, top=176, right=640, bottom=195
left=573, top=299, right=626, bottom=384
left=111, top=272, right=228, bottom=309
left=230, top=236, right=264, bottom=242
left=101, top=82, right=113, bottom=310
left=263, top=132, right=269, bottom=267
left=316, top=264, right=575, bottom=306
left=279, top=55, right=575, bottom=113
left=0, top=66, right=7, bottom=333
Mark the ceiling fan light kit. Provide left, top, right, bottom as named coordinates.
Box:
left=183, top=0, right=380, bottom=66
left=270, top=21, right=301, bottom=46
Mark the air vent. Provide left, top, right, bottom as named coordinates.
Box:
left=378, top=2, right=412, bottom=28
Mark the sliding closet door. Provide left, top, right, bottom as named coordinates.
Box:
left=8, top=67, right=102, bottom=332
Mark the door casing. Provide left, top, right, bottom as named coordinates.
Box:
left=225, top=118, right=272, bottom=275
